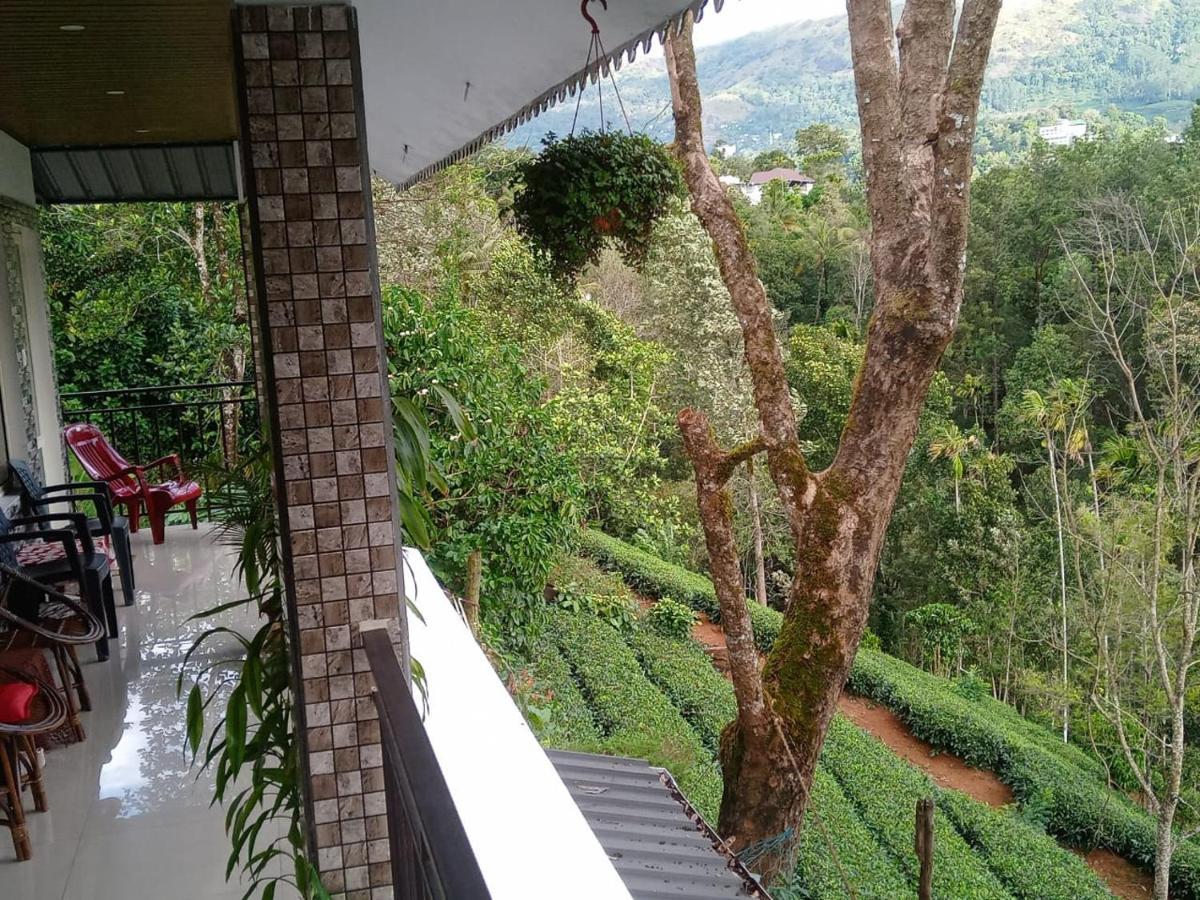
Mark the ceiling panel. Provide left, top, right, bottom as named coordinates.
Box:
left=0, top=0, right=236, bottom=147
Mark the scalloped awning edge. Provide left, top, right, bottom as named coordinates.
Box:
left=395, top=0, right=725, bottom=188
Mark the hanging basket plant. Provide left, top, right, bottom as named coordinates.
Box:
left=513, top=130, right=683, bottom=280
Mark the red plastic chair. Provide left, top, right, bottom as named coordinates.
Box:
left=62, top=424, right=202, bottom=545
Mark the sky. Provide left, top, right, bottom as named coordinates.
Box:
left=692, top=0, right=846, bottom=47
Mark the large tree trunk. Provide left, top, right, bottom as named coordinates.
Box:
left=664, top=0, right=1000, bottom=878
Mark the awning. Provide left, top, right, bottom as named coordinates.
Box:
left=1, top=0, right=723, bottom=202
left=353, top=0, right=721, bottom=186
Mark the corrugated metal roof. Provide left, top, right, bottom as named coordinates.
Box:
left=31, top=142, right=239, bottom=204
left=548, top=750, right=770, bottom=900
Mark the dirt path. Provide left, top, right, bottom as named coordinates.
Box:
left=686, top=613, right=1155, bottom=899
left=837, top=693, right=1014, bottom=806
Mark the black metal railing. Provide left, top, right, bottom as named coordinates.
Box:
left=58, top=381, right=260, bottom=522
left=361, top=624, right=491, bottom=900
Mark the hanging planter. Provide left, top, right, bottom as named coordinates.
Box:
left=514, top=129, right=682, bottom=280
left=511, top=0, right=682, bottom=280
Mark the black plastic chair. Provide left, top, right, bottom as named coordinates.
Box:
left=0, top=508, right=117, bottom=662
left=10, top=460, right=135, bottom=607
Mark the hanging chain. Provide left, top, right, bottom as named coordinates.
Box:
left=570, top=0, right=633, bottom=137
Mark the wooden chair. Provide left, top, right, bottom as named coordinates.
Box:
left=10, top=459, right=136, bottom=607
left=62, top=422, right=202, bottom=545
left=0, top=564, right=105, bottom=744
left=0, top=664, right=68, bottom=861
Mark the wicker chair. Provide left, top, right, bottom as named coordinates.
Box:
left=0, top=564, right=105, bottom=743
left=0, top=664, right=67, bottom=861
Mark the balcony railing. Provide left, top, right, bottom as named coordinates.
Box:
left=361, top=623, right=491, bottom=899
left=58, top=381, right=260, bottom=521
left=359, top=550, right=634, bottom=900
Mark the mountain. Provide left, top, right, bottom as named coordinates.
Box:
left=508, top=0, right=1200, bottom=153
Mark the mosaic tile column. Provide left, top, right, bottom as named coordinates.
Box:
left=234, top=6, right=406, bottom=897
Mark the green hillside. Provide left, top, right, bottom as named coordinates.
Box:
left=510, top=0, right=1200, bottom=151
left=566, top=529, right=1200, bottom=897
left=518, top=569, right=1113, bottom=897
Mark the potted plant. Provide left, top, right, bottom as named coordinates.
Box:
left=513, top=130, right=682, bottom=280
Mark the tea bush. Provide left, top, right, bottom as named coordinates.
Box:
left=521, top=636, right=602, bottom=751
left=849, top=647, right=1200, bottom=897
left=646, top=597, right=696, bottom=638
left=626, top=624, right=736, bottom=754
left=547, top=608, right=722, bottom=820
left=936, top=790, right=1111, bottom=899
left=784, top=767, right=913, bottom=899
left=822, top=716, right=1014, bottom=899
left=579, top=528, right=783, bottom=652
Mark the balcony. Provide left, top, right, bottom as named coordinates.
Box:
left=4, top=524, right=269, bottom=900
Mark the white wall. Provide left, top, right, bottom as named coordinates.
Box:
left=18, top=226, right=64, bottom=486
left=0, top=130, right=35, bottom=208
left=0, top=128, right=64, bottom=489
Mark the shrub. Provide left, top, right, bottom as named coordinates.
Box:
left=783, top=767, right=913, bottom=899
left=646, top=597, right=695, bottom=639
left=821, top=716, right=1013, bottom=899
left=551, top=555, right=638, bottom=633
left=849, top=647, right=1200, bottom=898
left=521, top=635, right=602, bottom=751
left=547, top=608, right=721, bottom=821
left=626, top=624, right=736, bottom=754
left=936, top=790, right=1111, bottom=900
left=579, top=528, right=783, bottom=652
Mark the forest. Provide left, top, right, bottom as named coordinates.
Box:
left=38, top=61, right=1200, bottom=900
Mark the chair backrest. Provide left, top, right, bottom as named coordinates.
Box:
left=8, top=459, right=43, bottom=503
left=62, top=423, right=140, bottom=499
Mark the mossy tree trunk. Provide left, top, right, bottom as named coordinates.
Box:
left=664, top=0, right=1001, bottom=880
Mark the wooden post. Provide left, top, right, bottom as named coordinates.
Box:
left=464, top=550, right=482, bottom=636
left=915, top=797, right=935, bottom=900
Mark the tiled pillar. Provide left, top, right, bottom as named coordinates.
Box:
left=234, top=6, right=406, bottom=897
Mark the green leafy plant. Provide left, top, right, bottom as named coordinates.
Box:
left=645, top=597, right=695, bottom=639
left=179, top=443, right=330, bottom=900
left=847, top=646, right=1200, bottom=897
left=513, top=130, right=682, bottom=280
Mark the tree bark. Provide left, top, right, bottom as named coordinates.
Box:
left=665, top=0, right=1000, bottom=877
left=747, top=457, right=769, bottom=606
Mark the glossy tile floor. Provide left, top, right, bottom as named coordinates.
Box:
left=3, top=524, right=273, bottom=900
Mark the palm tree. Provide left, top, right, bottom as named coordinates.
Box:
left=1018, top=380, right=1090, bottom=742
left=927, top=422, right=979, bottom=514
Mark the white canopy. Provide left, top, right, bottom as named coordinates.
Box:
left=353, top=0, right=721, bottom=185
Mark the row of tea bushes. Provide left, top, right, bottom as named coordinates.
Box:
left=821, top=715, right=1014, bottom=900
left=546, top=608, right=723, bottom=820
left=850, top=647, right=1200, bottom=898
left=579, top=528, right=782, bottom=651
left=936, top=790, right=1111, bottom=899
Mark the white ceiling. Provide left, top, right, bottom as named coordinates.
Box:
left=353, top=0, right=718, bottom=185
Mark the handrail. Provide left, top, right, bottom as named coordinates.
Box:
left=360, top=622, right=491, bottom=900
left=59, top=380, right=255, bottom=401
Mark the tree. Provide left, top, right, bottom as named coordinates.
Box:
left=751, top=148, right=796, bottom=172
left=927, top=421, right=979, bottom=514
left=663, top=0, right=1002, bottom=876
left=1060, top=197, right=1200, bottom=900
left=794, top=123, right=849, bottom=180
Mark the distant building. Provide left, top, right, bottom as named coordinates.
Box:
left=737, top=167, right=815, bottom=205
left=714, top=143, right=737, bottom=158
left=1038, top=119, right=1088, bottom=146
